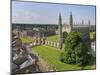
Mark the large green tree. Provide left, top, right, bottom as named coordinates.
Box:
left=60, top=31, right=92, bottom=66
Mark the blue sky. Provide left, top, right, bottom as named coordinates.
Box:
left=12, top=1, right=96, bottom=25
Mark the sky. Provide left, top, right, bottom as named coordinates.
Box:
left=12, top=1, right=96, bottom=25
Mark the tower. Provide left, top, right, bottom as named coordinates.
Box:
left=88, top=19, right=90, bottom=31
left=69, top=12, right=73, bottom=31
left=58, top=13, right=62, bottom=49
left=82, top=20, right=84, bottom=25
left=88, top=19, right=91, bottom=39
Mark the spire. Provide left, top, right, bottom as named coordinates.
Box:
left=69, top=12, right=73, bottom=31
left=88, top=19, right=90, bottom=25
left=82, top=20, right=84, bottom=25
left=59, top=13, right=62, bottom=25
left=58, top=13, right=62, bottom=49
left=88, top=19, right=91, bottom=31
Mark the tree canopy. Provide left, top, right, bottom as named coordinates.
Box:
left=60, top=31, right=92, bottom=66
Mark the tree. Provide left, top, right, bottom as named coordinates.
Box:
left=60, top=31, right=92, bottom=66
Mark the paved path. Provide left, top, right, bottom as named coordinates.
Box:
left=37, top=57, right=54, bottom=72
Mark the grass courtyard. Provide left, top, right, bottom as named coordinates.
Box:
left=20, top=37, right=33, bottom=43
left=32, top=45, right=94, bottom=71
left=46, top=35, right=58, bottom=42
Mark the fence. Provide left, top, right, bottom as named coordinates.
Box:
left=44, top=40, right=60, bottom=48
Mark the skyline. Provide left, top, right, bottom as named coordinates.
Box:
left=12, top=1, right=96, bottom=25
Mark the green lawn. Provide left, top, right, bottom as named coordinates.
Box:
left=32, top=45, right=94, bottom=71
left=46, top=35, right=59, bottom=42
left=20, top=37, right=33, bottom=43
left=21, top=35, right=59, bottom=43
left=32, top=45, right=81, bottom=71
